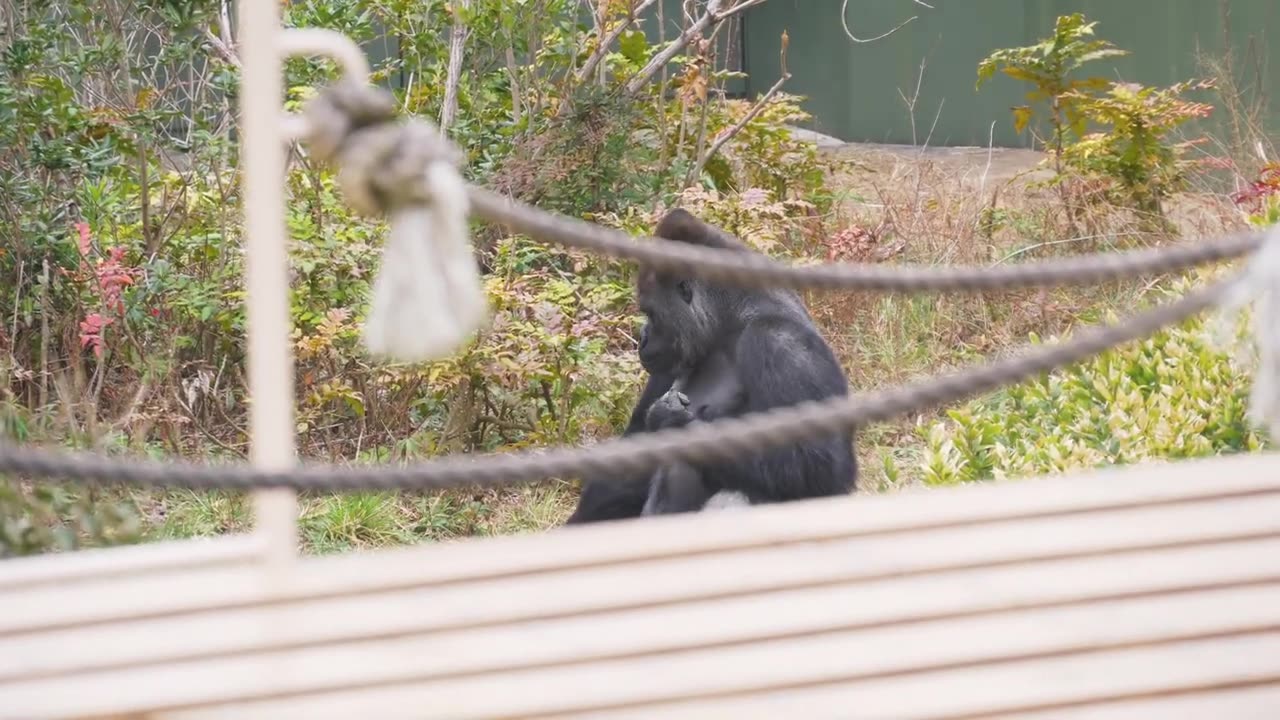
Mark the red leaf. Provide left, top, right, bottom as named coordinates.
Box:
left=78, top=313, right=114, bottom=359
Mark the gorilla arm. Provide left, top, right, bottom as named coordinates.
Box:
left=564, top=331, right=677, bottom=524
left=698, top=316, right=857, bottom=503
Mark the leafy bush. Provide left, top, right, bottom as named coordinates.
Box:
left=0, top=0, right=843, bottom=554
left=1058, top=80, right=1215, bottom=217
left=978, top=13, right=1215, bottom=220
left=976, top=13, right=1127, bottom=155
left=920, top=274, right=1268, bottom=485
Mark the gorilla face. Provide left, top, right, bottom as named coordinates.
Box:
left=637, top=321, right=678, bottom=375
left=637, top=267, right=716, bottom=377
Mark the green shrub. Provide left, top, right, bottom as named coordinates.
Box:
left=978, top=13, right=1216, bottom=221
left=920, top=274, right=1268, bottom=485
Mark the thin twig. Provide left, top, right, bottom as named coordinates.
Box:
left=840, top=0, right=933, bottom=43
left=691, top=70, right=791, bottom=182
left=439, top=0, right=471, bottom=131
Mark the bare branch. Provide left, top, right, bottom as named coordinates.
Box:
left=505, top=45, right=524, bottom=127
left=624, top=3, right=716, bottom=94
left=200, top=0, right=240, bottom=67
left=689, top=32, right=791, bottom=183
left=574, top=0, right=659, bottom=86
left=440, top=0, right=471, bottom=131
left=218, top=0, right=235, bottom=48
left=623, top=0, right=771, bottom=95
left=202, top=27, right=240, bottom=68
left=716, top=0, right=771, bottom=21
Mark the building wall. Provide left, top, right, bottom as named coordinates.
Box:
left=220, top=1, right=1276, bottom=150
left=740, top=0, right=1280, bottom=148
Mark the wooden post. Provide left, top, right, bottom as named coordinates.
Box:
left=237, top=0, right=298, bottom=563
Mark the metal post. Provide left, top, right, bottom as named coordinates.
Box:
left=237, top=0, right=298, bottom=562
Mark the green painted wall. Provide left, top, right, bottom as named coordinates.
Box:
left=740, top=0, right=1280, bottom=147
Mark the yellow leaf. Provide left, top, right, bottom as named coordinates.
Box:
left=1012, top=105, right=1033, bottom=134
left=1001, top=66, right=1041, bottom=83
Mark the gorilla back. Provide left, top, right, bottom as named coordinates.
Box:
left=566, top=208, right=857, bottom=524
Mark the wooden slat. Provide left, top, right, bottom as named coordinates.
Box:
left=77, top=590, right=1280, bottom=719
left=1, top=453, right=1278, bottom=719
left=2, top=451, right=1276, bottom=636
left=980, top=684, right=1280, bottom=719
left=0, top=533, right=262, bottom=591
left=543, top=633, right=1280, bottom=720
left=3, top=499, right=1278, bottom=683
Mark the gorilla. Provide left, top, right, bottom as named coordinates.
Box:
left=564, top=208, right=857, bottom=524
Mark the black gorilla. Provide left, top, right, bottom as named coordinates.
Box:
left=564, top=208, right=857, bottom=524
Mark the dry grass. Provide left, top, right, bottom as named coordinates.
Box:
left=795, top=141, right=1251, bottom=491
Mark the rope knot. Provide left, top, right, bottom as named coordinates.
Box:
left=300, top=81, right=464, bottom=216
left=297, top=81, right=488, bottom=363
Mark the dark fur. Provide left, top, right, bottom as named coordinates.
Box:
left=565, top=209, right=857, bottom=524
left=639, top=349, right=746, bottom=515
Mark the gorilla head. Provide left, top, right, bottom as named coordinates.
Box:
left=635, top=209, right=751, bottom=378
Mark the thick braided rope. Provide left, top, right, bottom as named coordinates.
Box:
left=293, top=83, right=1264, bottom=294
left=0, top=273, right=1235, bottom=492
left=468, top=190, right=1264, bottom=292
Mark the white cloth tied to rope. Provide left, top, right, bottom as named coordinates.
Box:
left=364, top=162, right=487, bottom=362
left=299, top=82, right=489, bottom=364
left=1213, top=221, right=1280, bottom=443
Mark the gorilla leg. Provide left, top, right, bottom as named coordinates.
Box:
left=642, top=463, right=717, bottom=516
left=565, top=473, right=651, bottom=524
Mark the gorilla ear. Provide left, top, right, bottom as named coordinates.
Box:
left=654, top=207, right=751, bottom=253
left=677, top=280, right=693, bottom=304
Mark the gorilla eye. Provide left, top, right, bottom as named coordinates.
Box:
left=677, top=280, right=693, bottom=304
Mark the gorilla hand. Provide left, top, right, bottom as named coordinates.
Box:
left=645, top=388, right=694, bottom=431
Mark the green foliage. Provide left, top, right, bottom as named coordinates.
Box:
left=0, top=0, right=842, bottom=554
left=0, top=482, right=144, bottom=558
left=706, top=92, right=831, bottom=207
left=920, top=277, right=1267, bottom=485
left=976, top=13, right=1127, bottom=143
left=978, top=13, right=1214, bottom=219
left=1058, top=80, right=1216, bottom=216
